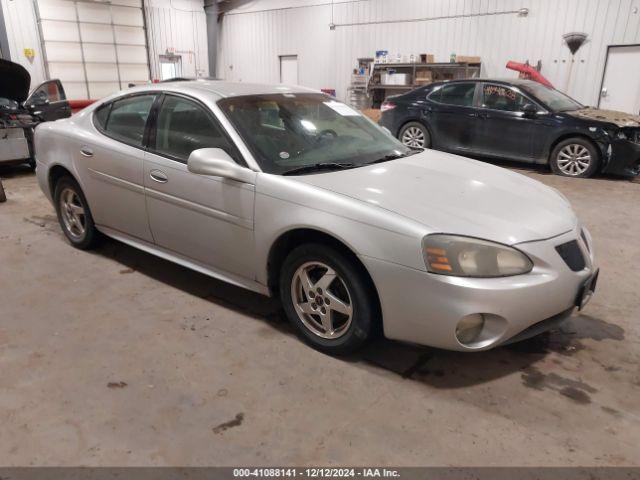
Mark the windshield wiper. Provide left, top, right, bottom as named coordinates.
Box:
left=281, top=162, right=356, bottom=176
left=365, top=150, right=420, bottom=166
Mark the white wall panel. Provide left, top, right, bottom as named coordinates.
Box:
left=1, top=0, right=46, bottom=88
left=85, top=63, right=119, bottom=81
left=48, top=61, right=85, bottom=81
left=116, top=44, right=147, bottom=63
left=43, top=42, right=82, bottom=62
left=83, top=44, right=117, bottom=63
left=89, top=82, right=120, bottom=98
left=115, top=26, right=146, bottom=45
left=64, top=81, right=88, bottom=99
left=80, top=23, right=114, bottom=43
left=112, top=6, right=144, bottom=26
left=37, top=0, right=76, bottom=21
left=119, top=63, right=149, bottom=81
left=41, top=20, right=80, bottom=42
left=77, top=3, right=112, bottom=24
left=219, top=0, right=640, bottom=106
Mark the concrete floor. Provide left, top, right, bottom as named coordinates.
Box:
left=0, top=163, right=639, bottom=466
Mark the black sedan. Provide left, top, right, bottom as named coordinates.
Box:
left=378, top=78, right=640, bottom=178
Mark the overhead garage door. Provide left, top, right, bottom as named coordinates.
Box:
left=35, top=0, right=150, bottom=100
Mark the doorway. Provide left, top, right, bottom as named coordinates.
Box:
left=599, top=45, right=640, bottom=115
left=279, top=55, right=298, bottom=85
left=160, top=55, right=183, bottom=81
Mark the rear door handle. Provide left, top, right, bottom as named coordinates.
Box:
left=80, top=147, right=93, bottom=157
left=149, top=169, right=168, bottom=183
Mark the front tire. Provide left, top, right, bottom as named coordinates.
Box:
left=279, top=244, right=377, bottom=355
left=549, top=138, right=600, bottom=178
left=399, top=121, right=431, bottom=149
left=54, top=176, right=99, bottom=249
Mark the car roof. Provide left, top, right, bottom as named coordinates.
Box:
left=124, top=79, right=319, bottom=99
left=430, top=78, right=542, bottom=88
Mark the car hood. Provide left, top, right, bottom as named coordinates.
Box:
left=0, top=59, right=31, bottom=103
left=294, top=150, right=577, bottom=245
left=565, top=107, right=640, bottom=128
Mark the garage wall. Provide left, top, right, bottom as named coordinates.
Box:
left=145, top=0, right=208, bottom=80
left=0, top=0, right=47, bottom=89
left=35, top=0, right=150, bottom=100
left=217, top=0, right=640, bottom=106
left=1, top=0, right=208, bottom=97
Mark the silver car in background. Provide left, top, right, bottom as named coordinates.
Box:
left=35, top=81, right=599, bottom=354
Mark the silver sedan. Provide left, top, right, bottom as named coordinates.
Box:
left=34, top=81, right=598, bottom=354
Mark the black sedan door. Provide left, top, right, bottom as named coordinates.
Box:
left=427, top=82, right=480, bottom=153
left=25, top=80, right=71, bottom=121
left=471, top=83, right=540, bottom=161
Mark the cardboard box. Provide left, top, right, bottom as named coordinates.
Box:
left=361, top=109, right=382, bottom=123
left=456, top=55, right=481, bottom=64
left=420, top=54, right=435, bottom=63
left=415, top=71, right=433, bottom=82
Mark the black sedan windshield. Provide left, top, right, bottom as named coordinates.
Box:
left=521, top=83, right=583, bottom=112
left=218, top=93, right=411, bottom=174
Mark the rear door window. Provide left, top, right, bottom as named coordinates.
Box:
left=102, top=94, right=156, bottom=147
left=433, top=83, right=476, bottom=107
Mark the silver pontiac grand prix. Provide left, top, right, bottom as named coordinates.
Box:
left=35, top=81, right=599, bottom=354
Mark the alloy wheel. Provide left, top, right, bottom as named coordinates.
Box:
left=59, top=188, right=86, bottom=240
left=290, top=261, right=353, bottom=339
left=401, top=126, right=426, bottom=148
left=557, top=144, right=591, bottom=176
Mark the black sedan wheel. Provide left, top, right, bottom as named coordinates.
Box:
left=550, top=138, right=599, bottom=178
left=399, top=122, right=430, bottom=149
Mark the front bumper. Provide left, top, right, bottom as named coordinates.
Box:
left=601, top=138, right=640, bottom=176
left=361, top=227, right=596, bottom=351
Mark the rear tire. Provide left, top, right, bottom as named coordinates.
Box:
left=53, top=176, right=99, bottom=249
left=399, top=121, right=431, bottom=149
left=549, top=138, right=600, bottom=178
left=279, top=243, right=377, bottom=355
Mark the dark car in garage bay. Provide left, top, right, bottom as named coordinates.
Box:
left=1, top=59, right=72, bottom=168
left=378, top=79, right=640, bottom=178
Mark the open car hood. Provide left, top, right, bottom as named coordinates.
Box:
left=566, top=107, right=640, bottom=128
left=0, top=59, right=31, bottom=103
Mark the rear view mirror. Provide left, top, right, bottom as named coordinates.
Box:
left=187, top=148, right=255, bottom=184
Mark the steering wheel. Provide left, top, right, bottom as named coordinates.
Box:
left=316, top=129, right=338, bottom=142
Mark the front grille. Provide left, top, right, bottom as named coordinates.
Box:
left=556, top=240, right=586, bottom=271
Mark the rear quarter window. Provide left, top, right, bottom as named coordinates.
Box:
left=93, top=103, right=111, bottom=130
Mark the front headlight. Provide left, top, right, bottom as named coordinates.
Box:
left=423, top=234, right=533, bottom=277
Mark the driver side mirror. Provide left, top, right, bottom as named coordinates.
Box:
left=522, top=103, right=539, bottom=117
left=187, top=148, right=255, bottom=184
left=28, top=91, right=49, bottom=107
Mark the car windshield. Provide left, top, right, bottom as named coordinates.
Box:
left=217, top=93, right=412, bottom=174
left=520, top=83, right=583, bottom=112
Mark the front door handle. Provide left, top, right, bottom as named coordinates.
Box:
left=149, top=169, right=168, bottom=183
left=80, top=147, right=93, bottom=157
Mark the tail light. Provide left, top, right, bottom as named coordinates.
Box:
left=380, top=101, right=396, bottom=113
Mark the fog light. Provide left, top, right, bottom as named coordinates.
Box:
left=456, top=314, right=485, bottom=345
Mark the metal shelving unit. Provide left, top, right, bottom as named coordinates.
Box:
left=368, top=61, right=481, bottom=107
